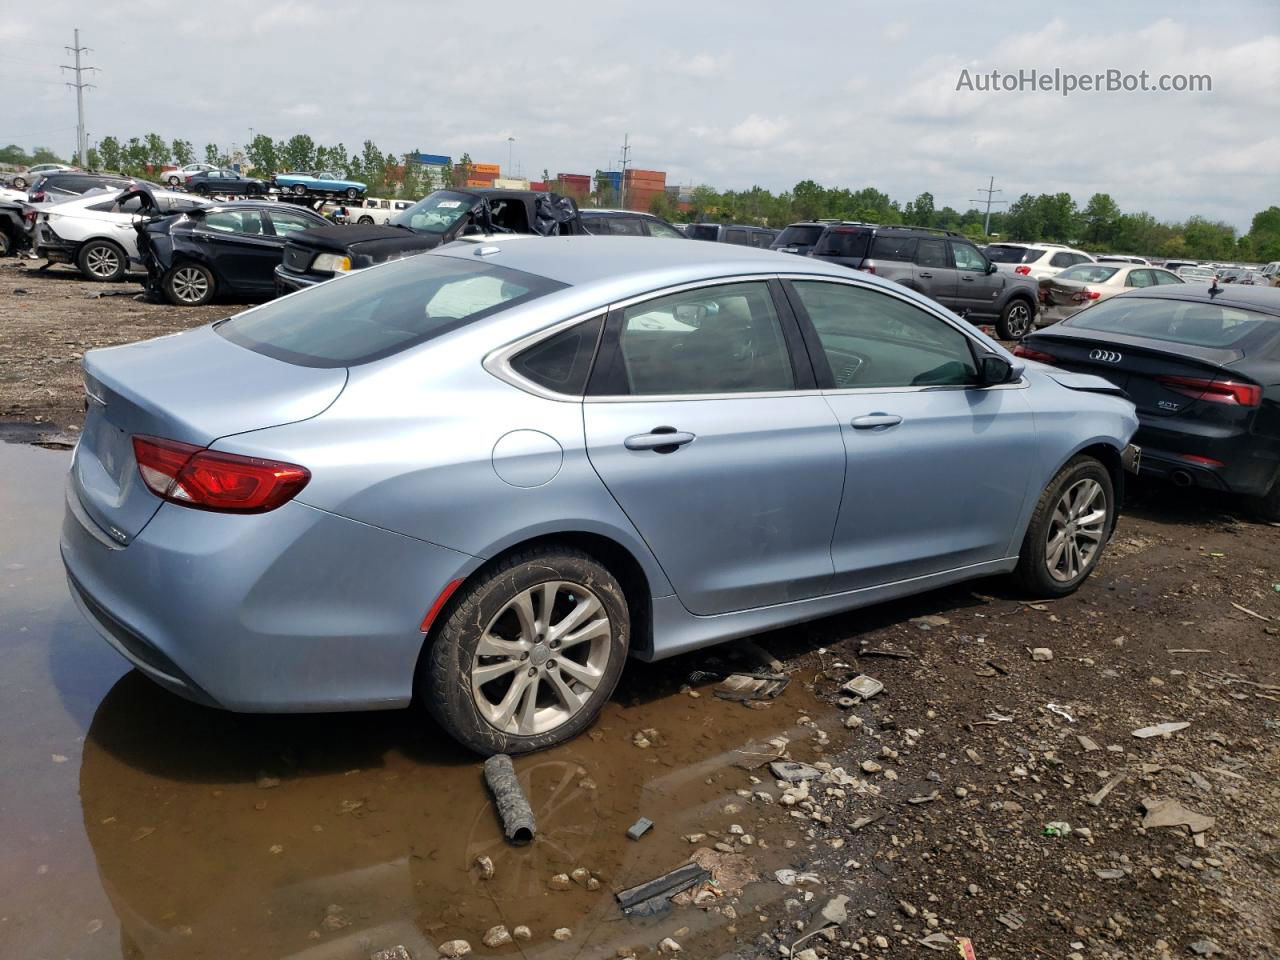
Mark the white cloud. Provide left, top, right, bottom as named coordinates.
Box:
left=672, top=52, right=732, bottom=78
left=883, top=21, right=909, bottom=43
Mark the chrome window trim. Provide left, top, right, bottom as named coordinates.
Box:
left=482, top=308, right=609, bottom=403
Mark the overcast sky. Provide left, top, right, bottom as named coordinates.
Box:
left=2, top=0, right=1276, bottom=230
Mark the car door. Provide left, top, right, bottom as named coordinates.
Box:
left=912, top=238, right=957, bottom=307
left=784, top=278, right=1035, bottom=591
left=950, top=240, right=1003, bottom=317
left=192, top=208, right=279, bottom=292
left=582, top=278, right=846, bottom=615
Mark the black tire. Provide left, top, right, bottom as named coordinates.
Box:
left=192, top=184, right=208, bottom=197
left=163, top=262, right=215, bottom=306
left=345, top=187, right=360, bottom=200
left=12, top=176, right=27, bottom=190
left=421, top=546, right=630, bottom=756
left=167, top=175, right=181, bottom=187
left=1013, top=455, right=1115, bottom=597
left=1247, top=470, right=1280, bottom=522
left=357, top=215, right=374, bottom=225
left=997, top=297, right=1035, bottom=340
left=0, top=229, right=10, bottom=257
left=292, top=183, right=306, bottom=196
left=246, top=182, right=261, bottom=196
left=77, top=240, right=127, bottom=282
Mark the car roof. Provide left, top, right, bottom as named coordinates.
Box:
left=1113, top=284, right=1280, bottom=314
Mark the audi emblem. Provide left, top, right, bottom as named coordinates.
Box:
left=1089, top=349, right=1122, bottom=363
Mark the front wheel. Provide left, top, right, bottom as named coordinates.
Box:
left=1013, top=455, right=1114, bottom=597
left=997, top=298, right=1035, bottom=340
left=422, top=547, right=630, bottom=755
left=167, top=175, right=181, bottom=187
left=164, top=262, right=215, bottom=306
left=77, top=240, right=127, bottom=282
left=12, top=176, right=27, bottom=189
left=0, top=229, right=10, bottom=257
left=357, top=215, right=374, bottom=225
left=345, top=187, right=360, bottom=200
left=292, top=183, right=306, bottom=196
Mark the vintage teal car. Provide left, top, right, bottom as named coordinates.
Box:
left=272, top=170, right=367, bottom=199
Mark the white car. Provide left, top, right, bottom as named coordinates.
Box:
left=161, top=163, right=219, bottom=187
left=1175, top=265, right=1218, bottom=282
left=33, top=186, right=208, bottom=281
left=985, top=242, right=1094, bottom=281
left=8, top=163, right=75, bottom=189
left=326, top=196, right=415, bottom=225
left=1038, top=262, right=1183, bottom=325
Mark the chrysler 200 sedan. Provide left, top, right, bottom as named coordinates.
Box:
left=61, top=237, right=1139, bottom=754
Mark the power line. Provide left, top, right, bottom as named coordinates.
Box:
left=970, top=176, right=1007, bottom=236
left=61, top=28, right=97, bottom=168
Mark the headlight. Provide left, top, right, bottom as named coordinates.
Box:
left=311, top=253, right=351, bottom=274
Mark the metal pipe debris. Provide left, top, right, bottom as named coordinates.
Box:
left=483, top=754, right=535, bottom=845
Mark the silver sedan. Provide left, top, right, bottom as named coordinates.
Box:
left=62, top=237, right=1138, bottom=753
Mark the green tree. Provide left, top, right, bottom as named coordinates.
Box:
left=204, top=143, right=220, bottom=165
left=98, top=136, right=123, bottom=172
left=246, top=134, right=278, bottom=176
left=143, top=133, right=169, bottom=168
left=171, top=139, right=194, bottom=166
left=456, top=152, right=473, bottom=187
left=85, top=146, right=101, bottom=169
left=1081, top=193, right=1121, bottom=245
left=280, top=134, right=316, bottom=173
left=904, top=191, right=935, bottom=227
left=0, top=144, right=24, bottom=164
left=124, top=137, right=148, bottom=173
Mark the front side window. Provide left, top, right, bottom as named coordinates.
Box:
left=950, top=242, right=987, bottom=272
left=686, top=224, right=719, bottom=241
left=217, top=256, right=566, bottom=367
left=606, top=217, right=644, bottom=236
left=1050, top=252, right=1075, bottom=267
left=792, top=281, right=977, bottom=389
left=611, top=282, right=795, bottom=395
left=1126, top=270, right=1155, bottom=288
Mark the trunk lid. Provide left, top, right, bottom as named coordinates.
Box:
left=72, top=324, right=347, bottom=544
left=1025, top=328, right=1245, bottom=419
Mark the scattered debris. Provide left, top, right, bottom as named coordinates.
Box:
left=473, top=856, right=494, bottom=880
left=627, top=817, right=654, bottom=841
left=713, top=672, right=789, bottom=702
left=1046, top=703, right=1076, bottom=722
left=1094, top=868, right=1126, bottom=880
left=552, top=928, right=572, bottom=942
left=995, top=911, right=1024, bottom=930
left=1189, top=939, right=1224, bottom=956
left=483, top=754, right=535, bottom=845
left=616, top=862, right=710, bottom=917
left=770, top=760, right=823, bottom=783
left=1044, top=821, right=1072, bottom=837
left=1132, top=721, right=1191, bottom=739
left=857, top=641, right=916, bottom=659
left=910, top=614, right=951, bottom=628
left=791, top=895, right=850, bottom=952
left=1086, top=773, right=1128, bottom=807
left=437, top=941, right=471, bottom=958
left=686, top=847, right=756, bottom=898
left=370, top=947, right=411, bottom=960
left=1229, top=601, right=1271, bottom=622
left=481, top=926, right=512, bottom=948
left=1076, top=735, right=1101, bottom=752
left=1167, top=648, right=1212, bottom=654
left=908, top=790, right=940, bottom=804
left=841, top=675, right=883, bottom=699
left=548, top=873, right=572, bottom=891
left=255, top=774, right=281, bottom=789
left=775, top=868, right=822, bottom=886
left=1030, top=647, right=1054, bottom=661
left=658, top=938, right=682, bottom=955
left=955, top=937, right=978, bottom=960
left=1141, top=797, right=1216, bottom=836
left=512, top=926, right=531, bottom=942
left=917, top=932, right=954, bottom=951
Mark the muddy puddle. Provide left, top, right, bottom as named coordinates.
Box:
left=0, top=441, right=857, bottom=960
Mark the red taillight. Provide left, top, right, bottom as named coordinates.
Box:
left=1013, top=344, right=1057, bottom=365
left=1014, top=265, right=1031, bottom=275
left=132, top=435, right=310, bottom=513
left=1072, top=289, right=1102, bottom=302
left=1157, top=376, right=1262, bottom=408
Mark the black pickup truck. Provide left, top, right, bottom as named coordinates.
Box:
left=273, top=188, right=584, bottom=295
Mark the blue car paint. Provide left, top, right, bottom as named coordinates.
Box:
left=63, top=238, right=1137, bottom=713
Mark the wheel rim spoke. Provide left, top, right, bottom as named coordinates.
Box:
left=1045, top=478, right=1107, bottom=582
left=472, top=658, right=523, bottom=686
left=546, top=669, right=582, bottom=712
left=547, top=594, right=600, bottom=642
left=516, top=677, right=540, bottom=734
left=475, top=632, right=528, bottom=659
left=508, top=591, right=537, bottom=642
left=491, top=672, right=533, bottom=729
left=556, top=658, right=602, bottom=690
left=557, top=616, right=609, bottom=650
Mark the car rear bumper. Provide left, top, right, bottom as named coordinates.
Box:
left=1133, top=423, right=1277, bottom=496
left=61, top=477, right=480, bottom=712
left=34, top=223, right=77, bottom=262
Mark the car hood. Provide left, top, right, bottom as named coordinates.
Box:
left=285, top=224, right=441, bottom=263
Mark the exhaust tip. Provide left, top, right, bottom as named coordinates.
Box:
left=1170, top=470, right=1194, bottom=488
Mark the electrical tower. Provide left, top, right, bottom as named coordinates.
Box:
left=970, top=176, right=1007, bottom=236
left=61, top=29, right=97, bottom=167
left=618, top=133, right=630, bottom=209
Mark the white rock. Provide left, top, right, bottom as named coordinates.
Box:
left=438, top=941, right=471, bottom=958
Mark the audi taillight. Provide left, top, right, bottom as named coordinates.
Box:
left=1157, top=376, right=1262, bottom=408
left=1014, top=265, right=1031, bottom=275
left=1013, top=345, right=1057, bottom=365
left=132, top=435, right=310, bottom=513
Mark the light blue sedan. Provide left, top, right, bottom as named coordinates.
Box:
left=273, top=169, right=367, bottom=199
left=61, top=238, right=1139, bottom=754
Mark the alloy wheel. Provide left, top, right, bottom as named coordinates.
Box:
left=471, top=580, right=612, bottom=737
left=1007, top=302, right=1032, bottom=338
left=170, top=266, right=210, bottom=304
left=86, top=246, right=120, bottom=278
left=1044, top=478, right=1107, bottom=582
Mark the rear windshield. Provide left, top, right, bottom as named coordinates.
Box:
left=1064, top=297, right=1273, bottom=348
left=217, top=255, right=566, bottom=367
left=1057, top=265, right=1119, bottom=283
left=985, top=245, right=1047, bottom=264
left=814, top=227, right=870, bottom=259
left=686, top=224, right=719, bottom=241
left=774, top=225, right=823, bottom=247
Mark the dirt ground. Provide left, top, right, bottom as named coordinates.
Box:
left=2, top=254, right=1278, bottom=958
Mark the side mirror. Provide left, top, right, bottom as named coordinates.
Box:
left=977, top=354, right=1015, bottom=385
left=986, top=260, right=998, bottom=274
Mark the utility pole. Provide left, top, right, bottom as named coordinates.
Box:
left=618, top=132, right=630, bottom=210
left=970, top=176, right=1007, bottom=236
left=61, top=29, right=97, bottom=168
left=506, top=136, right=514, bottom=177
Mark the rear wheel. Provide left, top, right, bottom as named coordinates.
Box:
left=246, top=183, right=261, bottom=196
left=357, top=215, right=374, bottom=225
left=345, top=187, right=360, bottom=200
left=167, top=175, right=181, bottom=187
left=12, top=176, right=27, bottom=190
left=77, top=240, right=127, bottom=282
left=422, top=547, right=629, bottom=755
left=997, top=298, right=1034, bottom=340
left=0, top=229, right=10, bottom=257
left=292, top=183, right=306, bottom=196
left=164, top=262, right=215, bottom=306
left=1013, top=455, right=1114, bottom=596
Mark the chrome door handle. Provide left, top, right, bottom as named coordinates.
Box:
left=961, top=276, right=976, bottom=282
left=851, top=414, right=902, bottom=429
left=918, top=272, right=933, bottom=278
left=624, top=428, right=695, bottom=452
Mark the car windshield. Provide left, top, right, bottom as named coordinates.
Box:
left=1057, top=265, right=1119, bottom=283
left=986, top=245, right=1047, bottom=264
left=1064, top=297, right=1273, bottom=348
left=774, top=225, right=823, bottom=246
left=390, top=190, right=476, bottom=235
left=217, top=254, right=566, bottom=367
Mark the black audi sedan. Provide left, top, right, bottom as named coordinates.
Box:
left=1015, top=284, right=1280, bottom=519
left=185, top=168, right=270, bottom=196
left=135, top=201, right=329, bottom=305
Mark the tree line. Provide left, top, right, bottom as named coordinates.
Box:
left=4, top=138, right=1277, bottom=261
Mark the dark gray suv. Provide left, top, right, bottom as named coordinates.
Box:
left=774, top=222, right=1040, bottom=339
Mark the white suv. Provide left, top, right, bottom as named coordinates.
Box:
left=34, top=186, right=207, bottom=281
left=985, top=242, right=1094, bottom=281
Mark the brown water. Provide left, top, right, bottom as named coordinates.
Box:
left=0, top=442, right=840, bottom=960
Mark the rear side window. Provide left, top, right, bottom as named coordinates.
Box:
left=1049, top=252, right=1076, bottom=268
left=869, top=235, right=916, bottom=261
left=985, top=245, right=1031, bottom=263
left=724, top=228, right=750, bottom=245
left=816, top=228, right=870, bottom=259
left=686, top=224, right=719, bottom=241
left=1065, top=297, right=1273, bottom=348
left=510, top=316, right=603, bottom=395
left=774, top=225, right=823, bottom=247
left=915, top=239, right=947, bottom=268
left=605, top=217, right=644, bottom=236
left=217, top=256, right=566, bottom=367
